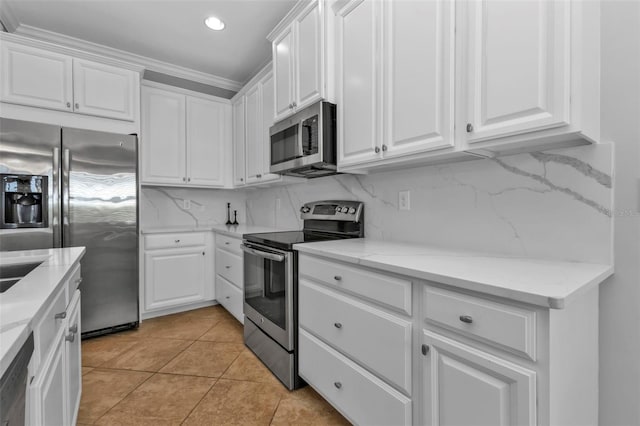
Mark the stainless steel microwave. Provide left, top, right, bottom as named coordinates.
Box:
left=269, top=101, right=337, bottom=178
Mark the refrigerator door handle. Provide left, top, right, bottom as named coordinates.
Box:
left=62, top=148, right=71, bottom=245
left=52, top=147, right=61, bottom=248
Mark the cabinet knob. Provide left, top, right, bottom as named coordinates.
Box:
left=54, top=311, right=67, bottom=320
left=334, top=322, right=342, bottom=329
left=75, top=278, right=83, bottom=285
left=459, top=315, right=473, bottom=324
left=175, top=239, right=180, bottom=243
left=382, top=144, right=387, bottom=152
left=333, top=275, right=342, bottom=281
left=225, top=242, right=230, bottom=245
left=225, top=265, right=231, bottom=269
left=65, top=333, right=75, bottom=342
left=240, top=178, right=244, bottom=182
left=66, top=102, right=71, bottom=108
left=334, top=382, right=342, bottom=389
left=466, top=123, right=474, bottom=133
left=225, top=296, right=230, bottom=299
left=187, top=177, right=191, bottom=182
left=69, top=324, right=78, bottom=334
left=421, top=344, right=430, bottom=356
left=288, top=103, right=293, bottom=109
left=257, top=174, right=262, bottom=178
left=202, top=251, right=205, bottom=256
left=293, top=102, right=297, bottom=107
left=374, top=146, right=380, bottom=153
left=183, top=177, right=187, bottom=182
left=75, top=103, right=79, bottom=109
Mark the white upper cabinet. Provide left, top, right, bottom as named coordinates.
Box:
left=141, top=86, right=187, bottom=185
left=232, top=97, right=246, bottom=186
left=141, top=83, right=230, bottom=188
left=1, top=42, right=73, bottom=112
left=0, top=38, right=139, bottom=121
left=232, top=68, right=282, bottom=187
left=187, top=96, right=228, bottom=187
left=72, top=58, right=137, bottom=121
left=337, top=0, right=456, bottom=170
left=383, top=0, right=455, bottom=158
left=458, top=0, right=600, bottom=154
left=270, top=0, right=329, bottom=122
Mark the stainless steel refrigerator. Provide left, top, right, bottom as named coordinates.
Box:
left=0, top=117, right=139, bottom=336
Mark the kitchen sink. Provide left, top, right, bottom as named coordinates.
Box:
left=0, top=261, right=42, bottom=293
left=0, top=262, right=42, bottom=279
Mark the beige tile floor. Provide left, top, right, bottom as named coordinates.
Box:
left=78, top=305, right=350, bottom=425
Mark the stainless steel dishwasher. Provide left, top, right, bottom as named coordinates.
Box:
left=0, top=333, right=34, bottom=426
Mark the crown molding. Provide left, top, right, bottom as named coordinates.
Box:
left=0, top=0, right=18, bottom=32
left=13, top=24, right=243, bottom=91
left=231, top=61, right=272, bottom=101
left=267, top=0, right=314, bottom=41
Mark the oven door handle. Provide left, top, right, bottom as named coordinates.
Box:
left=240, top=244, right=286, bottom=262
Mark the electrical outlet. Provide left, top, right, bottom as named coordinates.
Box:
left=399, top=190, right=410, bottom=211
left=183, top=199, right=191, bottom=210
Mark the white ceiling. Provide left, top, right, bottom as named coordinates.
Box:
left=2, top=0, right=297, bottom=86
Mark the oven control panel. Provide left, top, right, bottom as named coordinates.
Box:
left=300, top=200, right=363, bottom=222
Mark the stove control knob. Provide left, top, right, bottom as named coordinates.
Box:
left=300, top=206, right=311, bottom=213
left=348, top=207, right=356, bottom=214
left=336, top=206, right=343, bottom=213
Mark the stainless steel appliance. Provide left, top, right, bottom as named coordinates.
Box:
left=0, top=118, right=139, bottom=336
left=242, top=200, right=364, bottom=389
left=269, top=101, right=337, bottom=178
left=0, top=333, right=33, bottom=426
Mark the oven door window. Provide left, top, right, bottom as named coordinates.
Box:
left=244, top=249, right=289, bottom=329
left=271, top=124, right=300, bottom=165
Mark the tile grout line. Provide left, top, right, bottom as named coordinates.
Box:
left=179, top=377, right=220, bottom=425
left=89, top=369, right=156, bottom=425
left=269, top=395, right=285, bottom=426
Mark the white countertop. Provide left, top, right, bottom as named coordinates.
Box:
left=141, top=224, right=289, bottom=239
left=0, top=247, right=85, bottom=376
left=294, top=239, right=613, bottom=309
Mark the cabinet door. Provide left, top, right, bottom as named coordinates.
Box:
left=0, top=41, right=73, bottom=112
left=295, top=0, right=323, bottom=110
left=65, top=290, right=82, bottom=426
left=383, top=0, right=454, bottom=157
left=422, top=330, right=536, bottom=426
left=72, top=58, right=137, bottom=121
left=244, top=84, right=263, bottom=184
left=29, top=328, right=67, bottom=426
left=186, top=97, right=227, bottom=187
left=336, top=0, right=382, bottom=167
left=464, top=0, right=570, bottom=143
left=273, top=26, right=295, bottom=121
left=232, top=97, right=246, bottom=186
left=259, top=73, right=281, bottom=183
left=141, top=86, right=187, bottom=184
left=144, top=247, right=207, bottom=311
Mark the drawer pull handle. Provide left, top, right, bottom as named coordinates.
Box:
left=225, top=296, right=230, bottom=299
left=334, top=322, right=342, bottom=329
left=69, top=324, right=78, bottom=333
left=175, top=239, right=180, bottom=243
left=459, top=315, right=473, bottom=324
left=75, top=278, right=83, bottom=285
left=333, top=275, right=342, bottom=281
left=65, top=333, right=75, bottom=342
left=334, top=382, right=342, bottom=389
left=225, top=242, right=230, bottom=245
left=421, top=344, right=430, bottom=356
left=55, top=311, right=67, bottom=320
left=225, top=265, right=231, bottom=269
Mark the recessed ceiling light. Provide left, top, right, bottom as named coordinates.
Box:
left=205, top=16, right=225, bottom=31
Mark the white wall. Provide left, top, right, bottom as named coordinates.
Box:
left=599, top=1, right=640, bottom=424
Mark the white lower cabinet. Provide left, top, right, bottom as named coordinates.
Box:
left=142, top=231, right=214, bottom=314
left=214, top=232, right=244, bottom=323
left=298, top=253, right=600, bottom=426
left=422, top=330, right=536, bottom=426
left=28, top=267, right=83, bottom=426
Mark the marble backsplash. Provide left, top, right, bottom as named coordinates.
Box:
left=245, top=144, right=613, bottom=264
left=141, top=186, right=247, bottom=228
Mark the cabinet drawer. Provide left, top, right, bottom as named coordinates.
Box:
left=299, top=329, right=411, bottom=426
left=215, top=248, right=243, bottom=287
left=145, top=232, right=207, bottom=249
left=33, top=284, right=67, bottom=369
left=299, top=254, right=412, bottom=315
left=216, top=275, right=244, bottom=324
left=66, top=264, right=82, bottom=297
left=424, top=286, right=537, bottom=360
left=215, top=233, right=242, bottom=256
left=299, top=279, right=412, bottom=394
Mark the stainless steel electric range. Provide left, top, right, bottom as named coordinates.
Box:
left=241, top=200, right=364, bottom=389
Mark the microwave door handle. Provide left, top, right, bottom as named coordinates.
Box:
left=240, top=244, right=285, bottom=262
left=297, top=122, right=304, bottom=157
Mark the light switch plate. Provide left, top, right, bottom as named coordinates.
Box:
left=399, top=190, right=410, bottom=210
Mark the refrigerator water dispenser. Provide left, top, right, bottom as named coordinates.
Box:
left=1, top=174, right=48, bottom=228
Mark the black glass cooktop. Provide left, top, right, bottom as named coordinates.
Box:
left=244, top=231, right=355, bottom=251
